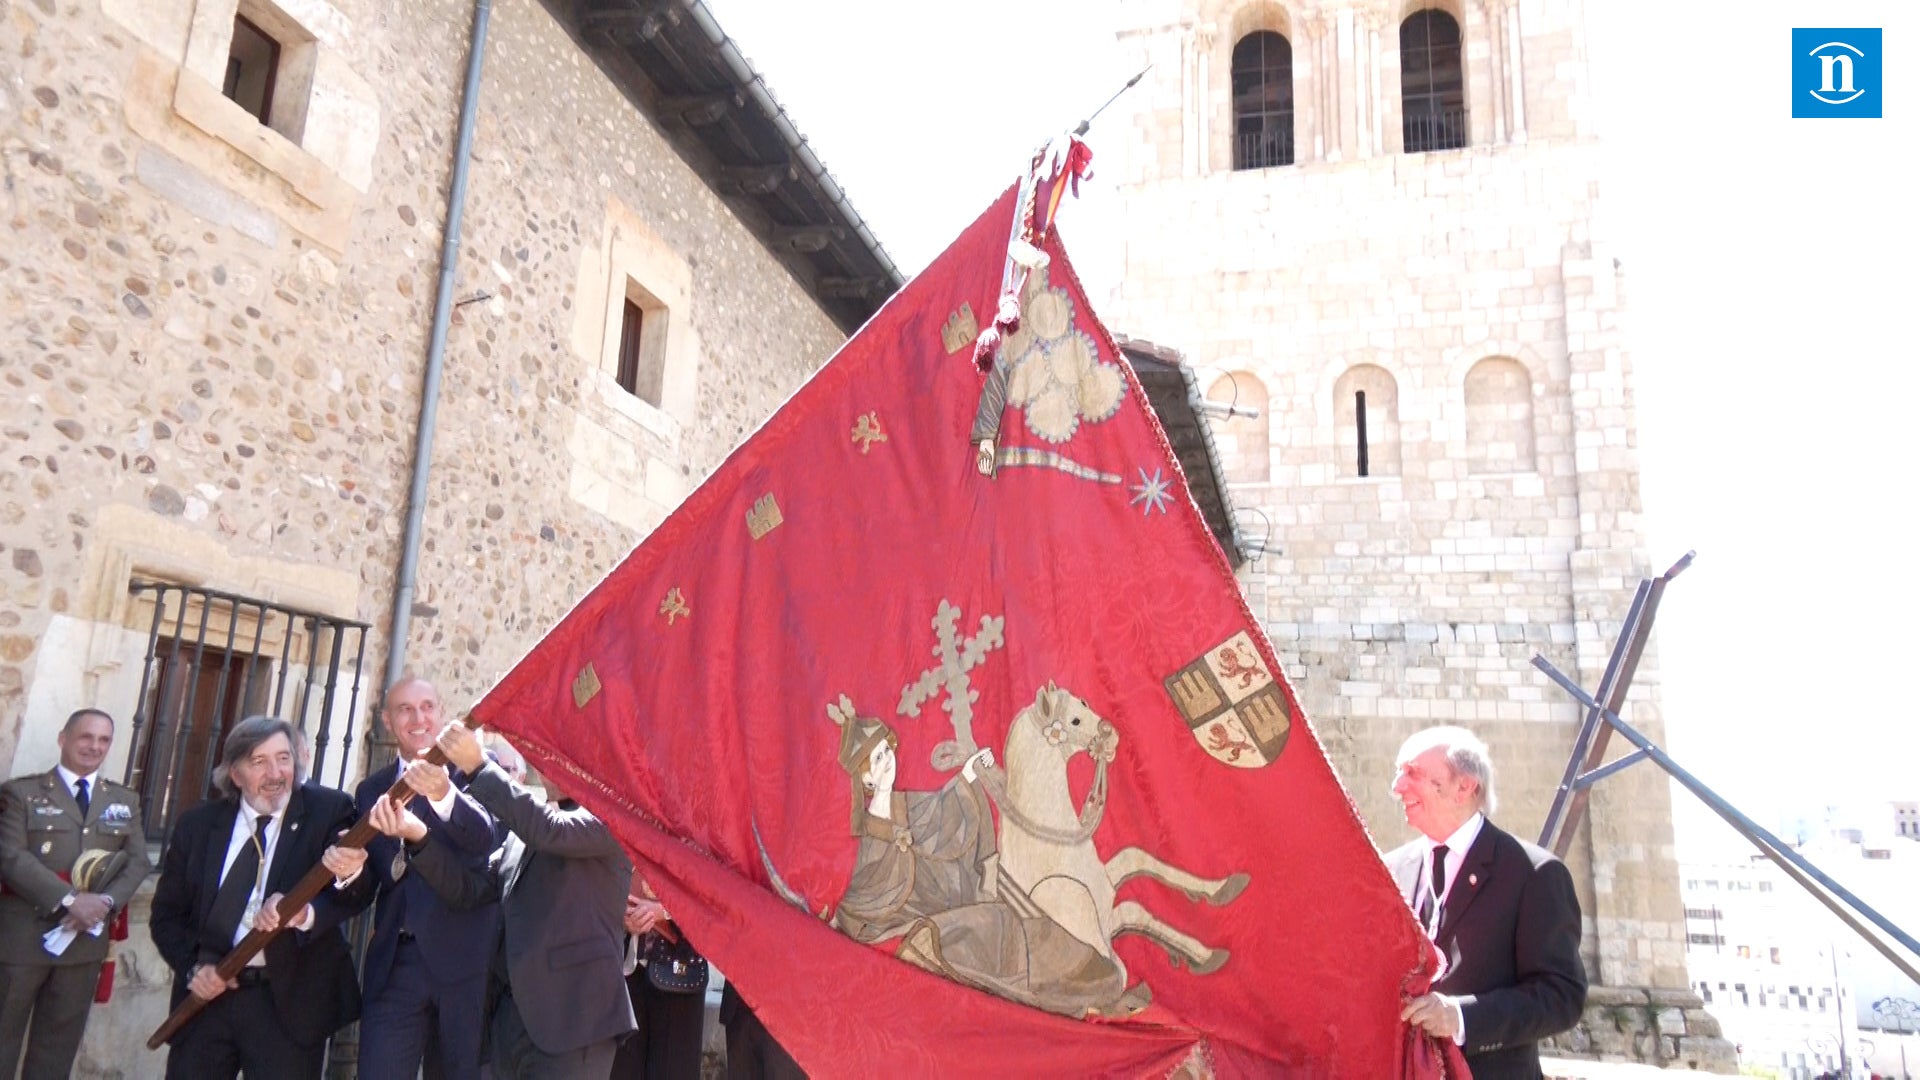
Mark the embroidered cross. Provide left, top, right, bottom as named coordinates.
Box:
left=897, top=599, right=1004, bottom=761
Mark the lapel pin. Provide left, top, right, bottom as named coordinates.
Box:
left=289, top=822, right=300, bottom=832
left=1468, top=873, right=1478, bottom=886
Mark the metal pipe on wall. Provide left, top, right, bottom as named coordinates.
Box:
left=385, top=0, right=495, bottom=698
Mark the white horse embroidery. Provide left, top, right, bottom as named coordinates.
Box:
left=991, top=682, right=1248, bottom=977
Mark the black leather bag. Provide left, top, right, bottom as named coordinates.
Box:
left=643, top=930, right=708, bottom=994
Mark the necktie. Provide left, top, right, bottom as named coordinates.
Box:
left=74, top=778, right=90, bottom=818
left=1416, top=844, right=1450, bottom=932
left=208, top=813, right=272, bottom=944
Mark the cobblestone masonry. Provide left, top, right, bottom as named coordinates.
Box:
left=2, top=0, right=842, bottom=1071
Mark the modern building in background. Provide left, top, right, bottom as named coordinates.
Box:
left=1682, top=810, right=1920, bottom=1079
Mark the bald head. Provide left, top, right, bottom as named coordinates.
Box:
left=382, top=676, right=445, bottom=760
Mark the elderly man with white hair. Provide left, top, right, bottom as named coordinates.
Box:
left=1386, top=725, right=1587, bottom=1080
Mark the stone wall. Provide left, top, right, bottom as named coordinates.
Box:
left=2, top=0, right=845, bottom=1071
left=1107, top=0, right=1696, bottom=1036
left=1551, top=986, right=1738, bottom=1074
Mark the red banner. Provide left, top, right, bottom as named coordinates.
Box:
left=475, top=185, right=1456, bottom=1077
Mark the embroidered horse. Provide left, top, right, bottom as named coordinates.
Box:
left=990, top=682, right=1248, bottom=978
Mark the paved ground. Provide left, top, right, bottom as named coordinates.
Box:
left=1544, top=1057, right=1721, bottom=1078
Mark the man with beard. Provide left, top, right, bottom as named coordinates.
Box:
left=149, top=716, right=361, bottom=1078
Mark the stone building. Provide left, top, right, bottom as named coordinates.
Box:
left=0, top=0, right=896, bottom=1070
left=1108, top=0, right=1732, bottom=1068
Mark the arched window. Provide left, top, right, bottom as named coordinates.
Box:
left=1206, top=373, right=1271, bottom=483
left=1463, top=357, right=1536, bottom=472
left=1400, top=10, right=1466, bottom=152
left=1333, top=365, right=1401, bottom=478
left=1231, top=32, right=1294, bottom=170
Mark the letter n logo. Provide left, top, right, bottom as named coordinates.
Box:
left=1793, top=29, right=1882, bottom=118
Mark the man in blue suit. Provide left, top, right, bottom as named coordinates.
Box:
left=353, top=721, right=636, bottom=1077
left=333, top=677, right=500, bottom=1080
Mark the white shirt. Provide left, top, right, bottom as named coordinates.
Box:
left=1414, top=811, right=1484, bottom=1046
left=221, top=801, right=300, bottom=959
left=1414, top=811, right=1485, bottom=926
left=54, top=765, right=97, bottom=808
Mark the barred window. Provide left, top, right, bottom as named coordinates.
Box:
left=1231, top=32, right=1295, bottom=170
left=125, top=582, right=370, bottom=846
left=1401, top=10, right=1467, bottom=152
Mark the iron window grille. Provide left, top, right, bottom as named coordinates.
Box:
left=1232, top=31, right=1295, bottom=170
left=1400, top=10, right=1468, bottom=153
left=123, top=581, right=370, bottom=848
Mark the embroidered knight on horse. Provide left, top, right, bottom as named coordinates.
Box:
left=826, top=677, right=1249, bottom=1018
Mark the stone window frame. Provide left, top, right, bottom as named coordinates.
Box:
left=172, top=0, right=375, bottom=191
left=106, top=0, right=379, bottom=250
left=1460, top=355, right=1538, bottom=475
left=1203, top=370, right=1273, bottom=485
left=1442, top=344, right=1552, bottom=475
left=1227, top=28, right=1297, bottom=170
left=1396, top=3, right=1470, bottom=153
left=9, top=504, right=361, bottom=786
left=1330, top=361, right=1405, bottom=481
left=1199, top=0, right=1301, bottom=175
left=592, top=215, right=699, bottom=443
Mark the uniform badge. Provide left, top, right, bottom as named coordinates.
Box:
left=39, top=841, right=52, bottom=855
left=100, top=804, right=133, bottom=824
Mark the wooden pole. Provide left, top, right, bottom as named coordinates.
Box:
left=145, top=745, right=455, bottom=1050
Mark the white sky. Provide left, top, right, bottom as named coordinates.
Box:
left=703, top=0, right=1919, bottom=851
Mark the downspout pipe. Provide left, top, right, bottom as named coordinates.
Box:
left=385, top=0, right=494, bottom=695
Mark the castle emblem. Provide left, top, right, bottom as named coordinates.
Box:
left=1164, top=630, right=1290, bottom=768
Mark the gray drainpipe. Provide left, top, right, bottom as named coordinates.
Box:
left=385, top=0, right=494, bottom=695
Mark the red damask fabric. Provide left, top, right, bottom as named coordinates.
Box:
left=474, top=186, right=1462, bottom=1078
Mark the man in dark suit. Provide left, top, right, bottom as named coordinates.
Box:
left=1387, top=725, right=1586, bottom=1080
left=149, top=716, right=362, bottom=1079
left=0, top=708, right=151, bottom=1078
left=344, top=721, right=635, bottom=1077
left=329, top=676, right=499, bottom=1080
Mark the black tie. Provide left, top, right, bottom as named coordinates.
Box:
left=74, top=778, right=90, bottom=818
left=1417, top=844, right=1450, bottom=931
left=207, top=813, right=272, bottom=946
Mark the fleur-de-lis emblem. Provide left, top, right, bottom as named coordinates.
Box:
left=658, top=588, right=690, bottom=626
left=851, top=412, right=888, bottom=454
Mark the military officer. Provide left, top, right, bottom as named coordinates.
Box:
left=0, top=708, right=151, bottom=1078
